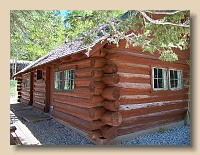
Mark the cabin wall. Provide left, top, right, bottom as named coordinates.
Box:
left=32, top=68, right=46, bottom=111
left=103, top=41, right=190, bottom=137
left=52, top=55, right=109, bottom=135
left=50, top=49, right=126, bottom=140
left=20, top=73, right=31, bottom=105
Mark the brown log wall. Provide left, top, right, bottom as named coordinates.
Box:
left=20, top=73, right=31, bottom=105
left=103, top=41, right=190, bottom=139
left=51, top=44, right=189, bottom=141
left=32, top=68, right=46, bottom=111
left=52, top=55, right=121, bottom=140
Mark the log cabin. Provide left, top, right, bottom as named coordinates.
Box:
left=13, top=13, right=190, bottom=144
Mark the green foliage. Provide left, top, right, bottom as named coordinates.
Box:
left=10, top=10, right=66, bottom=61
left=64, top=10, right=190, bottom=62
left=10, top=80, right=17, bottom=99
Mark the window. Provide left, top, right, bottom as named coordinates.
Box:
left=169, top=69, right=182, bottom=89
left=54, top=69, right=75, bottom=91
left=54, top=71, right=63, bottom=90
left=24, top=78, right=30, bottom=88
left=152, top=67, right=168, bottom=90
left=37, top=70, right=43, bottom=80
left=63, top=69, right=75, bottom=91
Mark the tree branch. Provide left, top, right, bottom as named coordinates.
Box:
left=139, top=11, right=190, bottom=28
left=143, top=10, right=186, bottom=15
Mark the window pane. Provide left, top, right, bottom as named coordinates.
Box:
left=71, top=69, right=74, bottom=79
left=174, top=71, right=177, bottom=79
left=158, top=69, right=163, bottom=78
left=170, top=80, right=175, bottom=88
left=158, top=79, right=163, bottom=88
left=71, top=79, right=74, bottom=89
left=154, top=68, right=157, bottom=78
left=174, top=80, right=178, bottom=88
left=170, top=70, right=174, bottom=79
left=154, top=79, right=158, bottom=88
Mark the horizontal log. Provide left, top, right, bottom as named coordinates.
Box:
left=103, top=64, right=118, bottom=74
left=33, top=79, right=45, bottom=84
left=53, top=94, right=104, bottom=108
left=21, top=94, right=30, bottom=99
left=75, top=68, right=93, bottom=78
left=53, top=96, right=102, bottom=108
left=120, top=100, right=188, bottom=118
left=121, top=107, right=188, bottom=127
left=34, top=87, right=46, bottom=93
left=33, top=92, right=46, bottom=97
left=91, top=70, right=104, bottom=78
left=102, top=100, right=120, bottom=111
left=89, top=120, right=105, bottom=130
left=21, top=89, right=30, bottom=93
left=102, top=74, right=120, bottom=85
left=92, top=58, right=106, bottom=68
left=105, top=50, right=189, bottom=69
left=90, top=81, right=105, bottom=89
left=20, top=98, right=29, bottom=105
left=54, top=87, right=90, bottom=99
left=70, top=53, right=85, bottom=60
left=53, top=101, right=106, bottom=121
left=90, top=49, right=107, bottom=58
left=119, top=94, right=188, bottom=105
left=117, top=115, right=184, bottom=136
left=75, top=77, right=91, bottom=87
left=34, top=82, right=46, bottom=87
left=101, top=111, right=122, bottom=127
left=33, top=97, right=45, bottom=103
left=105, top=44, right=190, bottom=64
left=172, top=48, right=190, bottom=58
left=101, top=87, right=120, bottom=100
left=116, top=82, right=151, bottom=95
left=118, top=73, right=150, bottom=84
left=89, top=107, right=107, bottom=120
left=53, top=101, right=92, bottom=121
left=33, top=102, right=45, bottom=112
left=52, top=109, right=91, bottom=133
left=53, top=109, right=105, bottom=132
left=17, top=88, right=21, bottom=91
left=101, top=125, right=117, bottom=139
left=89, top=130, right=102, bottom=139
left=34, top=100, right=45, bottom=105
left=90, top=95, right=105, bottom=103
left=89, top=81, right=105, bottom=94
left=21, top=91, right=30, bottom=96
left=56, top=58, right=94, bottom=70
left=150, top=88, right=189, bottom=96
left=115, top=61, right=150, bottom=74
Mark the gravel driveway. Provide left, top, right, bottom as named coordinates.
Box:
left=10, top=102, right=190, bottom=146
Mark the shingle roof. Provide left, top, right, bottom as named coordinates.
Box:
left=13, top=24, right=108, bottom=77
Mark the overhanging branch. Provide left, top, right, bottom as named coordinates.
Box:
left=139, top=11, right=190, bottom=28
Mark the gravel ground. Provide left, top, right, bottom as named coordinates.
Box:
left=10, top=102, right=190, bottom=146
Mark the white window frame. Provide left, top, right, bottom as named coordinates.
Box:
left=54, top=69, right=75, bottom=91
left=152, top=67, right=168, bottom=90
left=169, top=69, right=183, bottom=90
